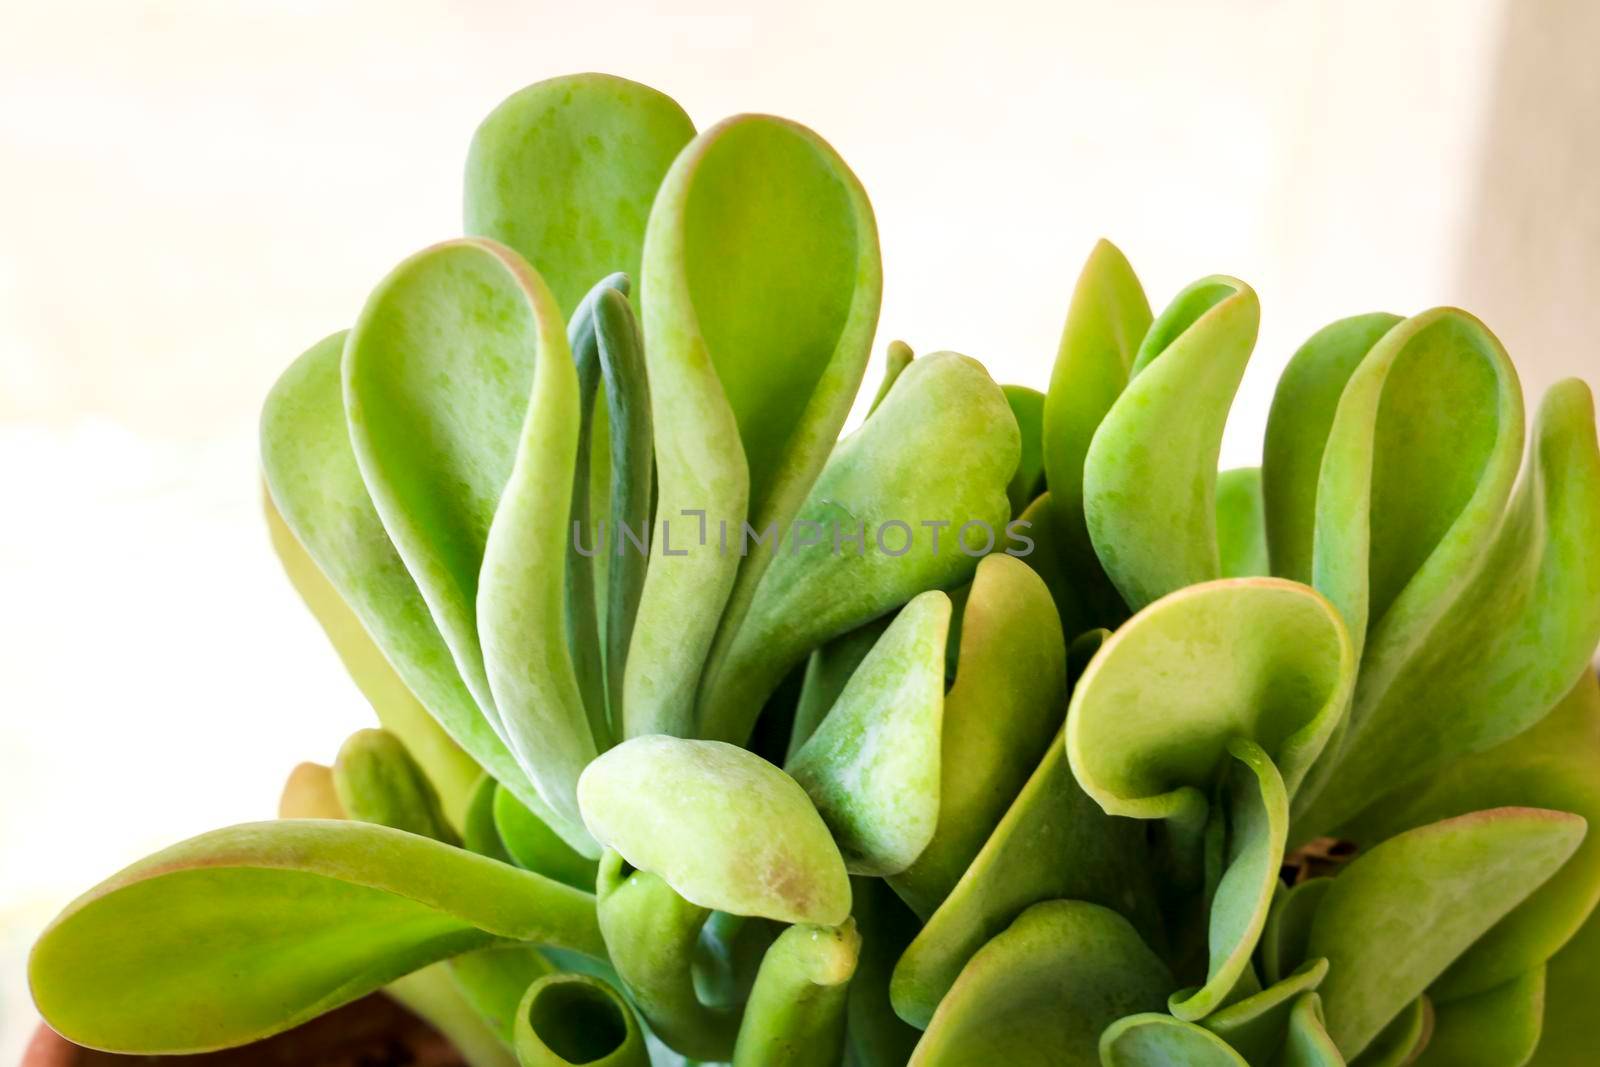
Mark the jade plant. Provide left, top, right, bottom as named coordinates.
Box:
left=27, top=72, right=1600, bottom=1067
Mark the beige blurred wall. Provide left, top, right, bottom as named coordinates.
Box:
left=1, top=0, right=1593, bottom=1055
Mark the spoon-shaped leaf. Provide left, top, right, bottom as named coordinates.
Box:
left=265, top=488, right=481, bottom=832
left=334, top=728, right=454, bottom=842
left=891, top=722, right=1158, bottom=1026
left=1260, top=313, right=1402, bottom=583
left=1216, top=467, right=1268, bottom=578
left=908, top=901, right=1172, bottom=1066
left=1306, top=807, right=1584, bottom=1058
left=1099, top=1014, right=1248, bottom=1066
left=1280, top=994, right=1346, bottom=1067
left=1341, top=669, right=1600, bottom=1000
left=262, top=332, right=572, bottom=847
left=493, top=783, right=601, bottom=892
left=1306, top=308, right=1523, bottom=661
left=344, top=238, right=597, bottom=841
left=1299, top=380, right=1600, bottom=836
left=1082, top=276, right=1259, bottom=611
left=626, top=113, right=881, bottom=738
left=1413, top=968, right=1542, bottom=1067
left=732, top=919, right=860, bottom=1066
left=28, top=820, right=605, bottom=1053
left=1040, top=239, right=1151, bottom=633
left=515, top=973, right=650, bottom=1067
left=579, top=735, right=850, bottom=925
left=464, top=73, right=695, bottom=317
left=888, top=554, right=1066, bottom=918
left=1201, top=958, right=1329, bottom=1064
left=788, top=591, right=951, bottom=875
left=697, top=351, right=1018, bottom=746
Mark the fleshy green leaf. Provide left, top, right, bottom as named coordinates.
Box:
left=333, top=728, right=454, bottom=842
left=1041, top=239, right=1151, bottom=616
left=596, top=849, right=737, bottom=1061
left=1260, top=313, right=1402, bottom=584
left=1307, top=807, right=1584, bottom=1058
left=786, top=617, right=891, bottom=762
left=1082, top=276, right=1259, bottom=610
left=868, top=340, right=914, bottom=414
left=264, top=488, right=481, bottom=832
left=1280, top=993, right=1346, bottom=1067
left=888, top=554, right=1066, bottom=919
left=514, top=973, right=650, bottom=1067
left=1167, top=738, right=1291, bottom=1021
left=1529, top=893, right=1600, bottom=1066
left=386, top=962, right=519, bottom=1067
left=697, top=351, right=1018, bottom=746
left=1215, top=467, right=1268, bottom=578
left=567, top=277, right=653, bottom=741
left=464, top=73, right=695, bottom=317
left=493, top=783, right=600, bottom=892
left=1099, top=1014, right=1248, bottom=1066
left=845, top=878, right=922, bottom=1067
left=448, top=943, right=556, bottom=1042
left=1342, top=669, right=1600, bottom=999
left=343, top=239, right=597, bottom=845
left=261, top=331, right=573, bottom=848
left=1003, top=384, right=1046, bottom=516
left=788, top=591, right=952, bottom=875
left=626, top=114, right=881, bottom=739
left=908, top=901, right=1172, bottom=1066
left=1350, top=996, right=1430, bottom=1067
left=891, top=720, right=1157, bottom=1027
left=732, top=919, right=859, bottom=1066
left=1413, top=968, right=1542, bottom=1067
left=1299, top=380, right=1600, bottom=835
left=28, top=820, right=604, bottom=1053
left=1067, top=578, right=1354, bottom=822
left=1259, top=878, right=1333, bottom=985
left=1201, top=957, right=1329, bottom=1064
left=579, top=736, right=851, bottom=925
left=279, top=761, right=343, bottom=820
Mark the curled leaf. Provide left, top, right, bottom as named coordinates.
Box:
left=1083, top=276, right=1259, bottom=610
left=514, top=973, right=650, bottom=1067
left=464, top=72, right=695, bottom=317
left=626, top=114, right=881, bottom=739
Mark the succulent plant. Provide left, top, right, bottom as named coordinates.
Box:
left=27, top=72, right=1600, bottom=1067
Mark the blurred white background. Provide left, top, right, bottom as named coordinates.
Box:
left=3, top=0, right=1597, bottom=1056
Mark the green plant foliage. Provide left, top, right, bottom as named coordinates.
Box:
left=29, top=72, right=1600, bottom=1067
